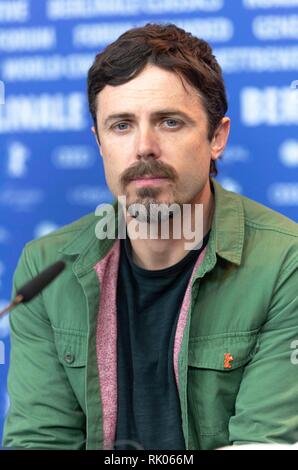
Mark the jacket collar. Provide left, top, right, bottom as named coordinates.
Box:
left=210, top=177, right=245, bottom=266
left=58, top=201, right=119, bottom=275
left=59, top=178, right=245, bottom=273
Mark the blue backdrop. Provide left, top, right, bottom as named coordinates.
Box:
left=0, top=0, right=298, bottom=445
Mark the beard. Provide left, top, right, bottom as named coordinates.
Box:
left=119, top=159, right=181, bottom=224
left=126, top=186, right=182, bottom=224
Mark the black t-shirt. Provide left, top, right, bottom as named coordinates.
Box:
left=115, top=230, right=211, bottom=450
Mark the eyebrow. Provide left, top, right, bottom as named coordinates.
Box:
left=103, top=109, right=197, bottom=128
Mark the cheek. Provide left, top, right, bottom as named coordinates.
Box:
left=175, top=147, right=211, bottom=189
left=190, top=141, right=212, bottom=171
left=101, top=153, right=127, bottom=195
left=180, top=143, right=210, bottom=171
left=101, top=153, right=116, bottom=184
left=104, top=161, right=119, bottom=185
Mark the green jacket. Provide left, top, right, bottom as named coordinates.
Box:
left=3, top=178, right=298, bottom=450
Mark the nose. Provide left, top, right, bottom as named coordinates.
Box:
left=135, top=125, right=161, bottom=161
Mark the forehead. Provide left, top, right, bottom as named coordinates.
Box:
left=96, top=64, right=206, bottom=119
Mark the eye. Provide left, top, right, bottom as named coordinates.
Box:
left=112, top=122, right=130, bottom=131
left=163, top=119, right=181, bottom=128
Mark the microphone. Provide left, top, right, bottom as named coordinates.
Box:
left=0, top=260, right=65, bottom=318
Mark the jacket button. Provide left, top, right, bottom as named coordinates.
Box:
left=64, top=352, right=75, bottom=364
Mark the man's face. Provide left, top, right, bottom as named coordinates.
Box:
left=93, top=64, right=229, bottom=214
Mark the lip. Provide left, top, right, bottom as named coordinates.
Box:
left=131, top=177, right=169, bottom=186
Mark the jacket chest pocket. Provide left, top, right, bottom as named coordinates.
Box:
left=187, top=330, right=260, bottom=449
left=53, top=327, right=88, bottom=413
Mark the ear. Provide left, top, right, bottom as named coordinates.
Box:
left=210, top=117, right=230, bottom=161
left=91, top=126, right=102, bottom=153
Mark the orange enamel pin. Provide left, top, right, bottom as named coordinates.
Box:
left=224, top=353, right=234, bottom=369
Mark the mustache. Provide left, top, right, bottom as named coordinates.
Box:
left=120, top=160, right=178, bottom=189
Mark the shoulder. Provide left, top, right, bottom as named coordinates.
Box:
left=239, top=192, right=297, bottom=238
left=20, top=212, right=98, bottom=272
left=237, top=192, right=297, bottom=272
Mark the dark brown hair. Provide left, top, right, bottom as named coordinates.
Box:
left=87, top=23, right=228, bottom=177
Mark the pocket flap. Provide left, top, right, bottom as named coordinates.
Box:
left=188, top=330, right=260, bottom=370
left=53, top=327, right=87, bottom=367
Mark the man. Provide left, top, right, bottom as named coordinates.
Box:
left=3, top=23, right=298, bottom=450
